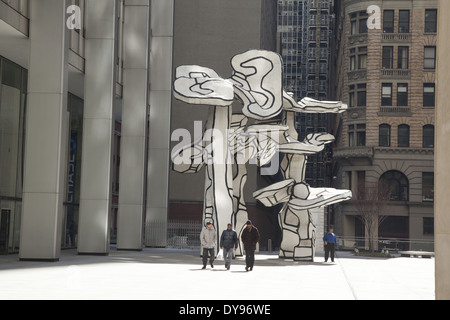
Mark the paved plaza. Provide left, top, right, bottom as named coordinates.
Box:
left=0, top=247, right=434, bottom=300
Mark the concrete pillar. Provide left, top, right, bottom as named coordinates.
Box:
left=435, top=0, right=450, bottom=300
left=145, top=0, right=174, bottom=247
left=19, top=0, right=69, bottom=261
left=116, top=1, right=151, bottom=250
left=77, top=0, right=117, bottom=255
left=310, top=207, right=324, bottom=254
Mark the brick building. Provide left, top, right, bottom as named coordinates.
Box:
left=331, top=0, right=437, bottom=251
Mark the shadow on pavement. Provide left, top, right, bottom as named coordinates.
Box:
left=0, top=247, right=340, bottom=273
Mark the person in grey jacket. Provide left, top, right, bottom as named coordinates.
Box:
left=220, top=223, right=238, bottom=270
left=200, top=221, right=217, bottom=269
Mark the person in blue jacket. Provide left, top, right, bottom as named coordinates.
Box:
left=323, top=226, right=337, bottom=262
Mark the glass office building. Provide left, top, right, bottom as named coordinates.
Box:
left=0, top=57, right=27, bottom=254
left=277, top=0, right=334, bottom=188
left=0, top=0, right=174, bottom=261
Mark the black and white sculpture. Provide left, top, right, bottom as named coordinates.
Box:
left=253, top=94, right=352, bottom=260
left=172, top=49, right=352, bottom=260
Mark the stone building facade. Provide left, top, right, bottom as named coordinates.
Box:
left=331, top=0, right=437, bottom=251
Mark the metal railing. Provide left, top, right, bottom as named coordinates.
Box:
left=381, top=33, right=412, bottom=43
left=337, top=236, right=434, bottom=252
left=381, top=69, right=411, bottom=79
left=167, top=220, right=202, bottom=249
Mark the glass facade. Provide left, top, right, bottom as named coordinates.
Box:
left=0, top=56, right=86, bottom=252
left=277, top=0, right=334, bottom=187
left=0, top=56, right=27, bottom=254
left=62, top=93, right=84, bottom=248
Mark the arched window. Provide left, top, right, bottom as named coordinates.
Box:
left=398, top=124, right=410, bottom=147
left=379, top=124, right=391, bottom=147
left=379, top=171, right=409, bottom=201
left=423, top=125, right=435, bottom=148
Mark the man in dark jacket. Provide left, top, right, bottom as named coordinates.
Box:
left=241, top=220, right=260, bottom=271
left=220, top=223, right=238, bottom=270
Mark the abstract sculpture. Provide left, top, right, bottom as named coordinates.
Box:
left=172, top=49, right=352, bottom=261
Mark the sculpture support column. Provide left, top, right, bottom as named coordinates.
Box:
left=145, top=0, right=174, bottom=247
left=19, top=0, right=69, bottom=261
left=77, top=0, right=117, bottom=255
left=203, top=106, right=234, bottom=247
left=117, top=0, right=151, bottom=250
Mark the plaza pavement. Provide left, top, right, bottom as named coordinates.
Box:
left=0, top=247, right=434, bottom=300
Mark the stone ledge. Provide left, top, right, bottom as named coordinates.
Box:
left=399, top=251, right=434, bottom=258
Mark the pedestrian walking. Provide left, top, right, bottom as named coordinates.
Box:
left=220, top=223, right=238, bottom=270
left=200, top=221, right=217, bottom=269
left=241, top=220, right=260, bottom=271
left=323, top=226, right=337, bottom=263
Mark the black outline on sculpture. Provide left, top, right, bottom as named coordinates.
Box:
left=230, top=50, right=284, bottom=120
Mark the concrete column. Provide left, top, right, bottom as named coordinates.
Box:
left=19, top=0, right=69, bottom=261
left=116, top=1, right=151, bottom=250
left=436, top=0, right=450, bottom=300
left=145, top=0, right=174, bottom=247
left=77, top=0, right=117, bottom=255
left=310, top=208, right=324, bottom=254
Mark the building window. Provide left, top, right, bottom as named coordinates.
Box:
left=64, top=93, right=84, bottom=248
left=350, top=19, right=357, bottom=35
left=425, top=9, right=438, bottom=33
left=350, top=11, right=368, bottom=35
left=308, top=62, right=316, bottom=74
left=319, top=64, right=327, bottom=75
left=359, top=16, right=368, bottom=34
left=422, top=173, right=434, bottom=203
left=398, top=47, right=409, bottom=69
left=423, top=217, right=434, bottom=235
left=357, top=84, right=366, bottom=107
left=424, top=46, right=436, bottom=69
left=398, top=124, right=410, bottom=147
left=357, top=171, right=366, bottom=199
left=115, top=0, right=125, bottom=86
left=0, top=56, right=28, bottom=253
left=379, top=124, right=391, bottom=147
left=349, top=84, right=367, bottom=108
left=382, top=46, right=393, bottom=69
left=379, top=170, right=409, bottom=202
left=349, top=85, right=355, bottom=108
left=398, top=10, right=410, bottom=33
left=349, top=49, right=356, bottom=71
left=423, top=125, right=435, bottom=148
left=379, top=216, right=409, bottom=238
left=357, top=124, right=366, bottom=146
left=348, top=125, right=354, bottom=147
left=358, top=47, right=367, bottom=69
left=381, top=83, right=393, bottom=106
left=348, top=124, right=366, bottom=147
left=423, top=83, right=435, bottom=107
left=383, top=10, right=394, bottom=33
left=397, top=83, right=408, bottom=107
